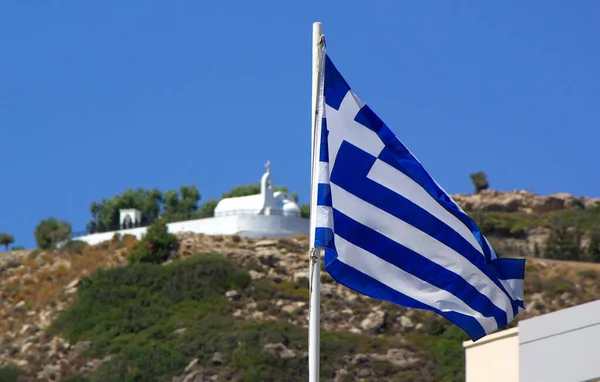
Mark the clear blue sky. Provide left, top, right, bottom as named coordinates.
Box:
left=1, top=2, right=598, bottom=248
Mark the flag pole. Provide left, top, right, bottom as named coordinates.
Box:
left=308, top=21, right=323, bottom=382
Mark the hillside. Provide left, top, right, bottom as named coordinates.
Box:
left=1, top=190, right=600, bottom=381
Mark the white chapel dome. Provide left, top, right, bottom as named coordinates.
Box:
left=282, top=199, right=300, bottom=217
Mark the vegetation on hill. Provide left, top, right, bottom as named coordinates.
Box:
left=469, top=205, right=600, bottom=262
left=49, top=253, right=431, bottom=382
left=0, top=233, right=14, bottom=251
left=3, top=232, right=600, bottom=381
left=128, top=219, right=179, bottom=264
left=34, top=217, right=72, bottom=250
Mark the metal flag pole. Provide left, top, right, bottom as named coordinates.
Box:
left=308, top=21, right=325, bottom=382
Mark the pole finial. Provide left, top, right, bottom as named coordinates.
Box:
left=265, top=160, right=271, bottom=173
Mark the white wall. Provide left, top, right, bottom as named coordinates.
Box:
left=519, top=299, right=600, bottom=382
left=463, top=327, right=519, bottom=382
left=72, top=215, right=309, bottom=246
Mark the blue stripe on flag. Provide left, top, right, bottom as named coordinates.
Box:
left=331, top=209, right=509, bottom=329
left=315, top=227, right=334, bottom=248
left=330, top=141, right=488, bottom=271
left=492, top=258, right=526, bottom=280
left=324, top=56, right=350, bottom=110
left=325, top=254, right=488, bottom=340
left=319, top=118, right=329, bottom=162
left=317, top=184, right=332, bottom=207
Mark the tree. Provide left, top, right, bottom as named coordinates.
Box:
left=588, top=228, right=600, bottom=263
left=197, top=199, right=219, bottom=218
left=87, top=188, right=163, bottom=233
left=469, top=172, right=489, bottom=194
left=299, top=204, right=310, bottom=219
left=128, top=219, right=179, bottom=264
left=544, top=222, right=582, bottom=261
left=0, top=233, right=14, bottom=251
left=34, top=218, right=72, bottom=250
left=161, top=185, right=201, bottom=223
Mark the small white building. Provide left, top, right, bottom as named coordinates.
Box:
left=464, top=299, right=600, bottom=382
left=72, top=162, right=309, bottom=246
left=214, top=161, right=300, bottom=218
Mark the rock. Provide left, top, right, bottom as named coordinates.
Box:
left=20, top=324, right=39, bottom=335
left=211, top=352, right=223, bottom=365
left=357, top=368, right=371, bottom=377
left=12, top=300, right=26, bottom=313
left=360, top=310, right=387, bottom=332
left=38, top=364, right=61, bottom=381
left=20, top=342, right=33, bottom=353
left=349, top=327, right=362, bottom=334
left=65, top=279, right=80, bottom=290
left=384, top=348, right=420, bottom=368
left=560, top=292, right=572, bottom=301
left=225, top=290, right=240, bottom=300
left=254, top=239, right=278, bottom=248
left=184, top=358, right=199, bottom=373
left=248, top=270, right=264, bottom=280
left=321, top=283, right=335, bottom=297
left=351, top=354, right=369, bottom=365
left=173, top=328, right=187, bottom=335
left=293, top=271, right=309, bottom=282
left=398, top=315, right=414, bottom=329
left=256, top=251, right=278, bottom=267
left=282, top=305, right=296, bottom=314
left=263, top=343, right=296, bottom=359
left=334, top=368, right=349, bottom=382
left=232, top=310, right=243, bottom=318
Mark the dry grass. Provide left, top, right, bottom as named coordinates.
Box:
left=0, top=239, right=135, bottom=334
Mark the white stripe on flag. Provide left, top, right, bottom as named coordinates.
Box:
left=334, top=234, right=499, bottom=334
left=330, top=182, right=512, bottom=323
left=368, top=158, right=485, bottom=256
left=325, top=93, right=385, bottom=160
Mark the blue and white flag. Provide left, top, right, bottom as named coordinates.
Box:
left=314, top=54, right=525, bottom=341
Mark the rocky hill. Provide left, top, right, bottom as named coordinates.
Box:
left=1, top=190, right=599, bottom=381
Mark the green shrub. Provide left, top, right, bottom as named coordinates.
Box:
left=61, top=240, right=88, bottom=255
left=0, top=364, right=21, bottom=382
left=406, top=322, right=467, bottom=382
left=577, top=269, right=598, bottom=280
left=10, top=246, right=25, bottom=251
left=51, top=252, right=416, bottom=382
left=34, top=217, right=72, bottom=250
left=128, top=219, right=179, bottom=264
left=543, top=278, right=575, bottom=296
left=544, top=223, right=582, bottom=261
left=587, top=228, right=600, bottom=263
left=469, top=212, right=529, bottom=239
left=252, top=279, right=309, bottom=302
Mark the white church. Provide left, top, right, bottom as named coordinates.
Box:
left=73, top=162, right=309, bottom=246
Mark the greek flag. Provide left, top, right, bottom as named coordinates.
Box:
left=314, top=55, right=525, bottom=341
